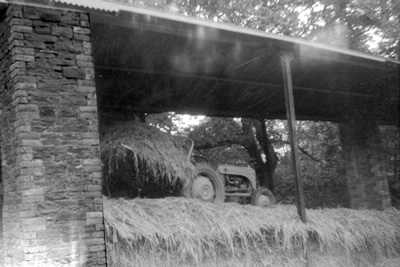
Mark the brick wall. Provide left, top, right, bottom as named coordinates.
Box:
left=0, top=4, right=106, bottom=266
left=340, top=118, right=392, bottom=210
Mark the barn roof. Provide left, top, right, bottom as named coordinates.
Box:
left=4, top=0, right=400, bottom=124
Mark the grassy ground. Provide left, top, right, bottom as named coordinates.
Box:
left=104, top=197, right=400, bottom=267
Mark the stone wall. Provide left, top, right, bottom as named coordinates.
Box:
left=0, top=4, right=106, bottom=266
left=340, top=118, right=392, bottom=210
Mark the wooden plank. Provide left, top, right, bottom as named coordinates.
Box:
left=281, top=53, right=310, bottom=266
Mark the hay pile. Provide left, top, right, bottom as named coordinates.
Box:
left=104, top=197, right=400, bottom=267
left=100, top=121, right=196, bottom=198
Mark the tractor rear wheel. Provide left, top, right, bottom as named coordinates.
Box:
left=192, top=163, right=225, bottom=203
left=251, top=187, right=276, bottom=207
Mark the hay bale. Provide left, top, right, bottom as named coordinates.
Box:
left=100, top=121, right=196, bottom=198
left=104, top=197, right=400, bottom=266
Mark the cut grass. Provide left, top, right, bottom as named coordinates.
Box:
left=104, top=197, right=400, bottom=267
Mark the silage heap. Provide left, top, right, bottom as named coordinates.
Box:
left=104, top=197, right=400, bottom=267
left=101, top=121, right=196, bottom=198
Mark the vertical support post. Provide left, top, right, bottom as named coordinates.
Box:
left=281, top=54, right=307, bottom=222
left=281, top=53, right=309, bottom=266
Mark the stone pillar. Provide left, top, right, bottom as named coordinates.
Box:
left=0, top=4, right=106, bottom=266
left=339, top=118, right=392, bottom=210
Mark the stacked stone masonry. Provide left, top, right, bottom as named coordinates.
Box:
left=340, top=119, right=392, bottom=210
left=0, top=4, right=106, bottom=266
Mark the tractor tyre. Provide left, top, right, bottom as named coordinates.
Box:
left=251, top=187, right=276, bottom=207
left=192, top=163, right=225, bottom=203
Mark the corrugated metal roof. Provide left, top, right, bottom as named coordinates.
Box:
left=0, top=0, right=118, bottom=12
left=53, top=0, right=118, bottom=12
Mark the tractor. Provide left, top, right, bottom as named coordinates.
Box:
left=186, top=139, right=276, bottom=207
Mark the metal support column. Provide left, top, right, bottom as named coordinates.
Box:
left=281, top=53, right=309, bottom=266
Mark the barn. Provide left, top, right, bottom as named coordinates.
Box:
left=0, top=0, right=398, bottom=266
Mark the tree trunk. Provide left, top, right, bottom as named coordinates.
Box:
left=241, top=119, right=278, bottom=193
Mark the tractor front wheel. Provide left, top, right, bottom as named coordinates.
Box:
left=192, top=163, right=225, bottom=203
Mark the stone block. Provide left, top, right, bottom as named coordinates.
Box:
left=15, top=75, right=37, bottom=83
left=10, top=68, right=26, bottom=78
left=10, top=61, right=26, bottom=71
left=52, top=26, right=73, bottom=38
left=22, top=188, right=44, bottom=196
left=22, top=6, right=40, bottom=20
left=25, top=33, right=58, bottom=43
left=12, top=47, right=35, bottom=55
left=18, top=132, right=41, bottom=140
left=77, top=86, right=95, bottom=93
left=54, top=39, right=81, bottom=53
left=36, top=229, right=61, bottom=240
left=81, top=132, right=99, bottom=139
left=94, top=231, right=105, bottom=239
left=8, top=8, right=23, bottom=18
left=13, top=54, right=35, bottom=62
left=63, top=66, right=85, bottom=79
left=21, top=232, right=37, bottom=240
left=10, top=18, right=33, bottom=26
left=97, top=258, right=107, bottom=265
left=88, top=245, right=105, bottom=253
left=85, top=191, right=102, bottom=198
left=86, top=238, right=106, bottom=246
left=74, top=33, right=90, bottom=41
left=60, top=14, right=80, bottom=26
left=81, top=20, right=90, bottom=28
left=22, top=220, right=46, bottom=232
left=80, top=14, right=89, bottom=21
left=39, top=12, right=61, bottom=23
left=34, top=24, right=51, bottom=34
left=73, top=26, right=90, bottom=35
left=76, top=54, right=92, bottom=62
left=86, top=185, right=102, bottom=192
left=11, top=25, right=33, bottom=33
left=18, top=175, right=33, bottom=182
left=56, top=211, right=86, bottom=221
left=24, top=245, right=47, bottom=254
left=9, top=32, right=24, bottom=40
left=9, top=39, right=25, bottom=49
left=39, top=106, right=56, bottom=118
left=86, top=212, right=103, bottom=219
left=18, top=203, right=36, bottom=211
left=19, top=210, right=37, bottom=218
left=96, top=251, right=106, bottom=258
left=24, top=252, right=47, bottom=261
left=21, top=195, right=45, bottom=204
left=16, top=104, right=39, bottom=112
left=23, top=40, right=46, bottom=49
left=94, top=204, right=104, bottom=211
left=17, top=111, right=40, bottom=119
left=83, top=165, right=101, bottom=172
left=80, top=112, right=98, bottom=119
left=77, top=60, right=94, bottom=68
left=15, top=125, right=32, bottom=133
left=87, top=99, right=98, bottom=106
left=20, top=139, right=42, bottom=147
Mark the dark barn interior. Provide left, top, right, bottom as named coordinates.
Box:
left=90, top=10, right=399, bottom=124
